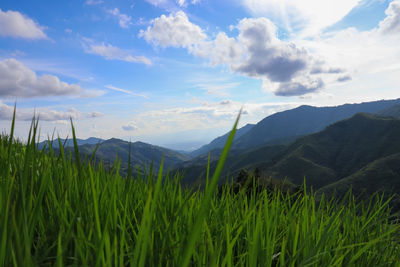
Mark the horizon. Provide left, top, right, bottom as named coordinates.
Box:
left=1, top=0, right=400, bottom=150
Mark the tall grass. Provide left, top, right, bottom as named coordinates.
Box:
left=0, top=113, right=399, bottom=266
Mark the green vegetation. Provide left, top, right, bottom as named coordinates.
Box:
left=181, top=113, right=400, bottom=207
left=1, top=112, right=400, bottom=266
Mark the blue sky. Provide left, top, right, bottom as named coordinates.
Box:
left=0, top=0, right=399, bottom=150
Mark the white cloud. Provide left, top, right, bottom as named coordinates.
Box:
left=106, top=8, right=132, bottom=28
left=192, top=82, right=240, bottom=96
left=121, top=100, right=302, bottom=136
left=142, top=13, right=338, bottom=96
left=240, top=0, right=360, bottom=36
left=0, top=9, right=47, bottom=39
left=139, top=11, right=206, bottom=48
left=378, top=0, right=400, bottom=35
left=145, top=0, right=200, bottom=9
left=0, top=58, right=82, bottom=98
left=146, top=0, right=169, bottom=7
left=297, top=1, right=400, bottom=80
left=177, top=0, right=186, bottom=6
left=83, top=40, right=152, bottom=65
left=0, top=101, right=81, bottom=121
left=85, top=0, right=104, bottom=5
left=105, top=85, right=149, bottom=98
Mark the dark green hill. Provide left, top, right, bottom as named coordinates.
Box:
left=180, top=113, right=400, bottom=199
left=233, top=98, right=400, bottom=150
left=317, top=153, right=400, bottom=210
left=190, top=123, right=254, bottom=157
left=179, top=144, right=286, bottom=185
left=260, top=113, right=400, bottom=188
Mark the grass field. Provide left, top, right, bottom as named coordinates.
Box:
left=1, top=112, right=400, bottom=266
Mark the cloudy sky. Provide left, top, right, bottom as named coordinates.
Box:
left=1, top=0, right=399, bottom=150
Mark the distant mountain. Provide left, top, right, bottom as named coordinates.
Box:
left=38, top=137, right=103, bottom=149
left=377, top=103, right=400, bottom=118
left=77, top=138, right=192, bottom=175
left=232, top=98, right=400, bottom=151
left=190, top=123, right=255, bottom=157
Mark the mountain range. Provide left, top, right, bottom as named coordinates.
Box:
left=38, top=137, right=104, bottom=150
left=43, top=98, right=400, bottom=205
left=208, top=98, right=400, bottom=154
left=177, top=113, right=400, bottom=207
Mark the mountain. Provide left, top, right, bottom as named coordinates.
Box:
left=317, top=153, right=400, bottom=210
left=256, top=113, right=400, bottom=188
left=232, top=98, right=400, bottom=151
left=190, top=123, right=255, bottom=157
left=178, top=144, right=286, bottom=185
left=76, top=138, right=192, bottom=175
left=179, top=113, right=400, bottom=200
left=377, top=103, right=400, bottom=118
left=38, top=137, right=103, bottom=149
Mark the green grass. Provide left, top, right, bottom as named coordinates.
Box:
left=1, top=112, right=400, bottom=266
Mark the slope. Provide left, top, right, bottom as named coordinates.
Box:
left=233, top=98, right=400, bottom=150
left=75, top=138, right=192, bottom=175
left=190, top=123, right=254, bottom=157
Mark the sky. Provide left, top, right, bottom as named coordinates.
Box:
left=0, top=0, right=400, bottom=150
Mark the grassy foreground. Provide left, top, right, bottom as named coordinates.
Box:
left=1, top=114, right=400, bottom=266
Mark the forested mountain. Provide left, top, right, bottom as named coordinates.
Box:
left=233, top=98, right=400, bottom=150
left=179, top=113, right=400, bottom=204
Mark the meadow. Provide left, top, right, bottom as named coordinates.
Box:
left=1, top=113, right=400, bottom=266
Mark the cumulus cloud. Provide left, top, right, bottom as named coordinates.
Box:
left=141, top=13, right=337, bottom=96
left=0, top=58, right=82, bottom=98
left=106, top=8, right=132, bottom=28
left=83, top=40, right=151, bottom=65
left=378, top=0, right=400, bottom=35
left=139, top=11, right=206, bottom=48
left=272, top=77, right=324, bottom=96
left=0, top=9, right=47, bottom=39
left=233, top=18, right=311, bottom=83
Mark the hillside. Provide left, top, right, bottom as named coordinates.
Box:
left=257, top=113, right=400, bottom=188
left=233, top=98, right=400, bottom=150
left=190, top=123, right=254, bottom=156
left=317, top=153, right=400, bottom=210
left=180, top=113, right=400, bottom=200
left=38, top=137, right=104, bottom=149
left=74, top=138, right=192, bottom=174
left=377, top=103, right=400, bottom=118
